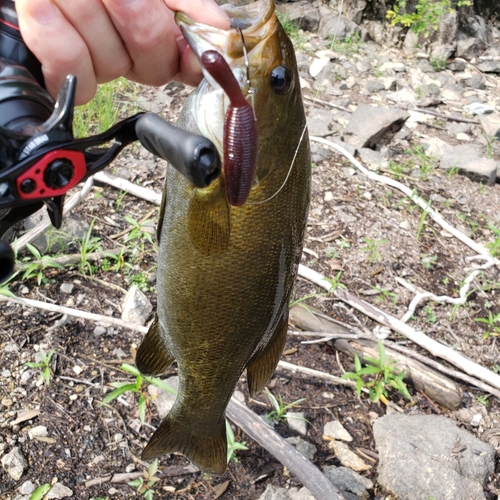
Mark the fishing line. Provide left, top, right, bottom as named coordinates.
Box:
left=248, top=0, right=345, bottom=206
left=238, top=27, right=257, bottom=120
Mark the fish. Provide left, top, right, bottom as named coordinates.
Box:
left=135, top=0, right=311, bottom=474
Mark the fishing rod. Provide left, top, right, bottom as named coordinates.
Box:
left=0, top=0, right=222, bottom=284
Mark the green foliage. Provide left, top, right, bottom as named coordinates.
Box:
left=100, top=364, right=175, bottom=424
left=0, top=270, right=20, bottom=297
left=386, top=0, right=471, bottom=37
left=128, top=459, right=160, bottom=500
left=431, top=56, right=447, bottom=71
left=388, top=160, right=409, bottom=181
left=342, top=340, right=412, bottom=403
left=324, top=271, right=347, bottom=292
left=123, top=216, right=156, bottom=253
left=20, top=243, right=64, bottom=285
left=226, top=420, right=248, bottom=464
left=29, top=483, right=51, bottom=500
left=474, top=310, right=500, bottom=340
left=372, top=286, right=398, bottom=304
left=416, top=200, right=431, bottom=240
left=424, top=306, right=437, bottom=323
left=25, top=347, right=55, bottom=386
left=421, top=254, right=437, bottom=269
left=264, top=390, right=306, bottom=424
left=486, top=223, right=500, bottom=257
left=335, top=239, right=351, bottom=250
left=360, top=238, right=389, bottom=263
left=77, top=219, right=101, bottom=275
left=331, top=32, right=363, bottom=55
left=277, top=14, right=305, bottom=49
left=475, top=394, right=490, bottom=407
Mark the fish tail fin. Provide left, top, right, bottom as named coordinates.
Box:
left=135, top=315, right=175, bottom=376
left=142, top=415, right=227, bottom=475
left=246, top=313, right=288, bottom=397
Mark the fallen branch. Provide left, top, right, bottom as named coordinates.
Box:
left=404, top=106, right=479, bottom=124
left=303, top=94, right=352, bottom=113
left=0, top=295, right=147, bottom=334
left=298, top=265, right=500, bottom=392
left=14, top=177, right=94, bottom=253
left=309, top=137, right=500, bottom=266
left=94, top=171, right=162, bottom=205
left=226, top=397, right=345, bottom=500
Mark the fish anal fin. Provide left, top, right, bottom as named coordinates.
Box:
left=246, top=314, right=289, bottom=397
left=135, top=315, right=175, bottom=376
left=142, top=415, right=227, bottom=475
left=188, top=182, right=230, bottom=254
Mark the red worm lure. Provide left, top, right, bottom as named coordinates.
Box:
left=200, top=50, right=258, bottom=207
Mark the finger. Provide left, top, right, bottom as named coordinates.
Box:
left=53, top=0, right=131, bottom=84
left=16, top=0, right=97, bottom=104
left=102, top=0, right=181, bottom=86
left=164, top=0, right=230, bottom=29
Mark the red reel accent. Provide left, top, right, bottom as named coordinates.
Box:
left=17, top=149, right=87, bottom=200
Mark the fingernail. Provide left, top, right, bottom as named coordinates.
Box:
left=201, top=0, right=230, bottom=25
left=29, top=0, right=56, bottom=24
left=115, top=0, right=140, bottom=5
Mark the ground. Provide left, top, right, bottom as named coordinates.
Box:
left=1, top=22, right=500, bottom=500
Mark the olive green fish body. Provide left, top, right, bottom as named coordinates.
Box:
left=136, top=0, right=311, bottom=474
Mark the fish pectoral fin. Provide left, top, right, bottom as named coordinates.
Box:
left=142, top=415, right=227, bottom=475
left=246, top=313, right=289, bottom=397
left=188, top=182, right=230, bottom=254
left=135, top=315, right=175, bottom=376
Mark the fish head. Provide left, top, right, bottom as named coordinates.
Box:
left=177, top=0, right=305, bottom=185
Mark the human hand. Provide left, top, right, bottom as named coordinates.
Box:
left=16, top=0, right=230, bottom=105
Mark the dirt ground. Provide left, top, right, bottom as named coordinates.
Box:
left=1, top=39, right=500, bottom=500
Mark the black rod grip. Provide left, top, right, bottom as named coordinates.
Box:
left=136, top=113, right=221, bottom=189
left=0, top=239, right=14, bottom=283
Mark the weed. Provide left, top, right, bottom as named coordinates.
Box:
left=424, top=306, right=437, bottom=323
left=29, top=483, right=52, bottom=500
left=476, top=394, right=490, bottom=406
left=485, top=135, right=497, bottom=159
left=226, top=420, right=248, bottom=463
left=123, top=216, right=156, bottom=253
left=0, top=270, right=20, bottom=297
left=114, top=190, right=128, bottom=211
left=447, top=166, right=460, bottom=177
left=264, top=390, right=306, bottom=424
left=474, top=311, right=500, bottom=340
left=335, top=239, right=351, bottom=250
left=372, top=286, right=398, bottom=304
left=421, top=254, right=437, bottom=269
left=101, top=364, right=175, bottom=423
left=25, top=347, right=55, bottom=386
left=20, top=243, right=64, bottom=285
left=325, top=247, right=340, bottom=259
left=324, top=271, right=347, bottom=292
left=493, top=364, right=500, bottom=374
left=416, top=200, right=431, bottom=240
left=431, top=57, right=447, bottom=71
left=486, top=223, right=500, bottom=257
left=331, top=32, right=363, bottom=56
left=360, top=238, right=389, bottom=263
left=77, top=219, right=101, bottom=275
left=388, top=161, right=410, bottom=181
left=128, top=459, right=160, bottom=500
left=342, top=340, right=412, bottom=403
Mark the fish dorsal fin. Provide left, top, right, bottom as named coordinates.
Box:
left=246, top=313, right=289, bottom=397
left=135, top=315, right=175, bottom=376
left=142, top=413, right=227, bottom=475
left=188, top=181, right=230, bottom=254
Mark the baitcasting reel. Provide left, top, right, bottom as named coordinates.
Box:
left=0, top=0, right=221, bottom=283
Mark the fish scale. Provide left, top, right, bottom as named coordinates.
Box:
left=135, top=0, right=311, bottom=474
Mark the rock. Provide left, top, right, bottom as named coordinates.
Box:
left=329, top=138, right=357, bottom=157
left=310, top=142, right=330, bottom=163
left=465, top=74, right=485, bottom=89
left=479, top=113, right=500, bottom=138
left=27, top=425, right=48, bottom=439
left=121, top=285, right=153, bottom=326
left=24, top=211, right=90, bottom=254
left=440, top=145, right=497, bottom=185
left=323, top=465, right=373, bottom=499
left=93, top=326, right=107, bottom=336
left=319, top=13, right=359, bottom=40
left=60, top=283, right=74, bottom=294
left=309, top=56, right=330, bottom=78
left=357, top=148, right=389, bottom=171
left=421, top=137, right=454, bottom=158
left=307, top=109, right=335, bottom=137
left=323, top=420, right=353, bottom=442
left=456, top=36, right=483, bottom=60
left=365, top=80, right=385, bottom=93
left=412, top=59, right=435, bottom=73
left=476, top=60, right=500, bottom=73
left=288, top=487, right=315, bottom=500
left=276, top=1, right=320, bottom=32
left=286, top=412, right=307, bottom=436
left=284, top=437, right=317, bottom=460
left=1, top=447, right=28, bottom=480
left=258, top=484, right=292, bottom=500
left=19, top=480, right=35, bottom=495
left=343, top=104, right=409, bottom=149
left=374, top=414, right=495, bottom=500
left=149, top=376, right=178, bottom=419
left=329, top=441, right=370, bottom=472
left=342, top=0, right=366, bottom=24
left=46, top=483, right=74, bottom=499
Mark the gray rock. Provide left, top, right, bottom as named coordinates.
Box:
left=465, top=74, right=485, bottom=89
left=284, top=437, right=317, bottom=460
left=121, top=285, right=152, bottom=326
left=310, top=142, right=331, bottom=163
left=323, top=465, right=373, bottom=499
left=24, top=211, right=90, bottom=254
left=60, top=283, right=74, bottom=294
left=93, top=326, right=107, bottom=336
left=412, top=59, right=435, bottom=73
left=286, top=412, right=307, bottom=436
left=364, top=20, right=385, bottom=45
left=357, top=148, right=389, bottom=171
left=307, top=109, right=335, bottom=137
left=479, top=113, right=500, bottom=139
left=319, top=13, right=358, bottom=40
left=421, top=137, right=454, bottom=158
left=449, top=58, right=467, bottom=71
left=46, top=483, right=73, bottom=499
left=476, top=60, right=500, bottom=73
left=342, top=0, right=366, bottom=24
left=276, top=1, right=320, bottom=32
left=374, top=414, right=495, bottom=500
left=329, top=441, right=370, bottom=472
left=1, top=447, right=28, bottom=480
left=258, top=485, right=292, bottom=500
left=323, top=420, right=353, bottom=442
left=365, top=80, right=385, bottom=93
left=440, top=145, right=497, bottom=185
left=343, top=104, right=409, bottom=149
left=149, top=375, right=178, bottom=419
left=288, top=487, right=315, bottom=500
left=19, top=480, right=35, bottom=495
left=27, top=425, right=48, bottom=439
left=456, top=36, right=483, bottom=60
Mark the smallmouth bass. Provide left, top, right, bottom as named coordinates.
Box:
left=135, top=0, right=311, bottom=474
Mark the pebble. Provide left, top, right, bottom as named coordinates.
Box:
left=284, top=436, right=317, bottom=460
left=1, top=447, right=28, bottom=480
left=93, top=326, right=107, bottom=336
left=46, top=482, right=73, bottom=499
left=60, top=283, right=74, bottom=294
left=28, top=425, right=48, bottom=439
left=19, top=480, right=35, bottom=495
left=329, top=440, right=370, bottom=471
left=324, top=191, right=334, bottom=202
left=323, top=420, right=353, bottom=442
left=286, top=412, right=308, bottom=436
left=399, top=220, right=411, bottom=230
left=72, top=365, right=83, bottom=375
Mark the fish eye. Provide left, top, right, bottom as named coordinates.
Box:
left=270, top=66, right=293, bottom=95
